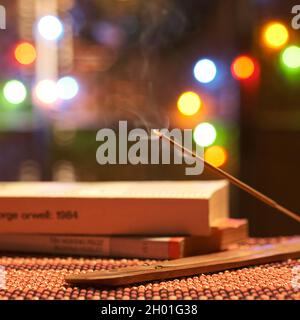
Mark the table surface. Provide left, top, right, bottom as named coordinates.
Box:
left=0, top=237, right=299, bottom=300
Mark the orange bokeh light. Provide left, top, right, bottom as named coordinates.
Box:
left=14, top=42, right=37, bottom=65
left=231, top=55, right=256, bottom=80
left=205, top=146, right=227, bottom=168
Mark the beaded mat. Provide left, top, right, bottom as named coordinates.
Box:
left=0, top=237, right=299, bottom=300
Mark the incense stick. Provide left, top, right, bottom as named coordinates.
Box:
left=153, top=129, right=300, bottom=224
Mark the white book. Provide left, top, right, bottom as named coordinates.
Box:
left=0, top=180, right=229, bottom=236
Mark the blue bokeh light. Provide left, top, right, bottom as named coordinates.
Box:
left=193, top=59, right=217, bottom=84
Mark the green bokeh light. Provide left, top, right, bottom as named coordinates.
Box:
left=281, top=46, right=300, bottom=69
left=3, top=80, right=27, bottom=105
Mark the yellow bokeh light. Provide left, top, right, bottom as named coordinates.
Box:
left=177, top=91, right=201, bottom=116
left=14, top=42, right=37, bottom=65
left=263, top=22, right=289, bottom=49
left=205, top=146, right=227, bottom=168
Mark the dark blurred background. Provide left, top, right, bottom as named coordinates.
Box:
left=0, top=0, right=299, bottom=236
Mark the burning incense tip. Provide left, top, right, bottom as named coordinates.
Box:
left=153, top=130, right=300, bottom=224
left=152, top=129, right=163, bottom=137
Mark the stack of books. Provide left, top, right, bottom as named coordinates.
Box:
left=0, top=180, right=248, bottom=259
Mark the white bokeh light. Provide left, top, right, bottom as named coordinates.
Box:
left=35, top=80, right=58, bottom=104
left=193, top=122, right=217, bottom=147
left=37, top=15, right=64, bottom=41
left=57, top=76, right=79, bottom=100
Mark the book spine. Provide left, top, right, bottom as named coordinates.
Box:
left=0, top=197, right=210, bottom=236
left=0, top=235, right=182, bottom=260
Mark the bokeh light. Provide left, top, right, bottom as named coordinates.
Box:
left=205, top=146, right=227, bottom=168
left=57, top=76, right=79, bottom=100
left=177, top=91, right=201, bottom=116
left=193, top=122, right=217, bottom=147
left=37, top=15, right=64, bottom=41
left=3, top=80, right=27, bottom=105
left=14, top=42, right=37, bottom=65
left=35, top=80, right=58, bottom=104
left=193, top=59, right=217, bottom=83
left=263, top=22, right=289, bottom=49
left=19, top=160, right=41, bottom=181
left=281, top=46, right=300, bottom=69
left=53, top=160, right=76, bottom=182
left=231, top=55, right=256, bottom=80
left=92, top=22, right=124, bottom=48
